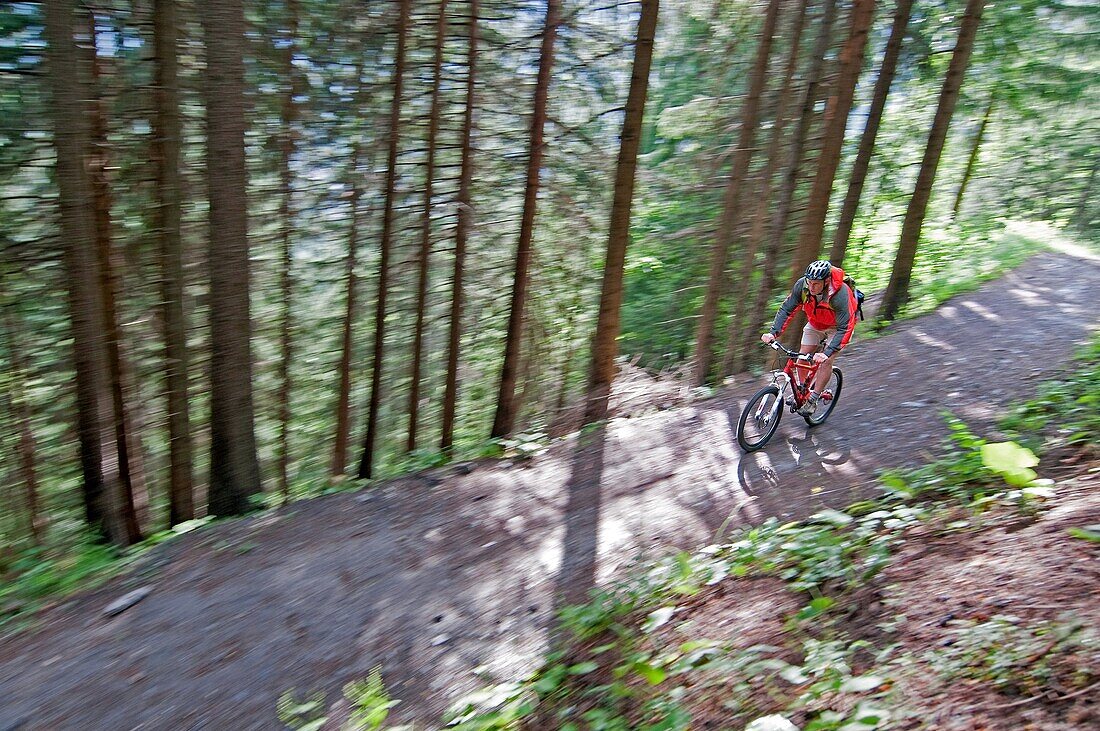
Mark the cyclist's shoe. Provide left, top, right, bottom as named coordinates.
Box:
left=820, top=388, right=834, bottom=402
left=799, top=391, right=821, bottom=416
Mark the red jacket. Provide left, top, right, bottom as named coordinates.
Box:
left=770, top=266, right=857, bottom=356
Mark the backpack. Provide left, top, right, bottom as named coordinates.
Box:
left=800, top=272, right=866, bottom=322
left=843, top=274, right=866, bottom=321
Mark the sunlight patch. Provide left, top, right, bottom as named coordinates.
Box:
left=1004, top=220, right=1100, bottom=262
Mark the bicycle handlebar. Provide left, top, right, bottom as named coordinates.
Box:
left=765, top=340, right=813, bottom=360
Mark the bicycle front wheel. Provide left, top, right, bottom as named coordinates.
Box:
left=737, top=384, right=784, bottom=452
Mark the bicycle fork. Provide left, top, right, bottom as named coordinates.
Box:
left=766, top=373, right=793, bottom=416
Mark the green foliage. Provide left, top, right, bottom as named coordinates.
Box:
left=278, top=668, right=408, bottom=731
left=1, top=541, right=118, bottom=604
left=979, top=441, right=1039, bottom=487
left=1067, top=525, right=1100, bottom=544
left=343, top=668, right=401, bottom=730
left=0, top=518, right=211, bottom=634
left=441, top=682, right=535, bottom=730
left=1000, top=337, right=1100, bottom=450
left=879, top=416, right=1055, bottom=509
left=277, top=690, right=327, bottom=731
left=722, top=507, right=911, bottom=596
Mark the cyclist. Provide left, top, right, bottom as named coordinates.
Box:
left=760, top=259, right=857, bottom=415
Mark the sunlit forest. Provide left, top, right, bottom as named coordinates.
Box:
left=1, top=1, right=1098, bottom=725
left=3, top=0, right=1094, bottom=546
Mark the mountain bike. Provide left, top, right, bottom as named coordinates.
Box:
left=736, top=340, right=843, bottom=452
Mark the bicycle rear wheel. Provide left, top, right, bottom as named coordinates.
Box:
left=737, top=385, right=784, bottom=452
left=804, top=367, right=842, bottom=426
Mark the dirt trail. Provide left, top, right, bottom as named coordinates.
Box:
left=1, top=252, right=1097, bottom=730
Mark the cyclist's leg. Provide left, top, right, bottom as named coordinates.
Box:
left=814, top=325, right=836, bottom=391
left=809, top=327, right=838, bottom=393
left=800, top=324, right=824, bottom=355
left=798, top=324, right=824, bottom=388
left=813, top=351, right=838, bottom=393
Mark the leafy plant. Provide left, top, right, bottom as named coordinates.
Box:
left=277, top=690, right=327, bottom=731
left=343, top=667, right=401, bottom=730
left=979, top=441, right=1039, bottom=487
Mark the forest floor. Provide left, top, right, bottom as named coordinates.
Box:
left=1, top=250, right=1098, bottom=731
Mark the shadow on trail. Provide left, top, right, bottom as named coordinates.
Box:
left=549, top=424, right=608, bottom=637
left=728, top=408, right=867, bottom=520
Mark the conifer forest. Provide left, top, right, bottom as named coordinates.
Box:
left=0, top=0, right=1098, bottom=727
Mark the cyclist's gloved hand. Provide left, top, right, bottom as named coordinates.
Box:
left=812, top=352, right=828, bottom=364
left=761, top=333, right=776, bottom=344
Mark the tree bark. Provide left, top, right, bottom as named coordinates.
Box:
left=45, top=0, right=130, bottom=545
left=691, top=0, right=781, bottom=386
left=152, top=0, right=193, bottom=526
left=951, top=89, right=996, bottom=220
left=331, top=56, right=366, bottom=481
left=879, top=0, right=985, bottom=323
left=85, top=9, right=145, bottom=542
left=203, top=0, right=262, bottom=514
left=408, top=0, right=449, bottom=453
left=830, top=0, right=913, bottom=265
left=723, top=0, right=809, bottom=376
left=276, top=0, right=299, bottom=502
left=791, top=0, right=876, bottom=281
left=441, top=0, right=479, bottom=453
left=359, top=0, right=411, bottom=479
left=491, top=0, right=560, bottom=438
left=583, top=0, right=659, bottom=423
left=742, top=0, right=838, bottom=364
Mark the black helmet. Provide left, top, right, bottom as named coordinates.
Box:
left=805, top=260, right=832, bottom=281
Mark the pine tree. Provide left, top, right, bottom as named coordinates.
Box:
left=584, top=0, right=659, bottom=424
left=880, top=0, right=986, bottom=322
left=204, top=0, right=263, bottom=515
left=491, top=0, right=561, bottom=438
left=360, top=0, right=412, bottom=479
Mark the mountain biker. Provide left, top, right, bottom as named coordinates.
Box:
left=760, top=259, right=857, bottom=415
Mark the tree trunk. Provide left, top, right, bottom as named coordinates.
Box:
left=1, top=301, right=44, bottom=544
left=359, top=0, right=411, bottom=479
left=45, top=0, right=130, bottom=545
left=441, top=0, right=479, bottom=453
left=203, top=0, right=262, bottom=515
left=152, top=0, right=193, bottom=526
left=331, top=56, right=366, bottom=480
left=408, top=0, right=449, bottom=453
left=830, top=0, right=913, bottom=265
left=722, top=0, right=809, bottom=376
left=742, top=0, right=837, bottom=364
left=791, top=0, right=876, bottom=280
left=690, top=0, right=781, bottom=387
left=879, top=0, right=985, bottom=323
left=85, top=9, right=145, bottom=542
left=583, top=0, right=659, bottom=424
left=490, top=0, right=560, bottom=438
left=276, top=0, right=299, bottom=502
left=951, top=89, right=996, bottom=220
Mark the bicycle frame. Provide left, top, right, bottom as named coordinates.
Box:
left=766, top=341, right=830, bottom=412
